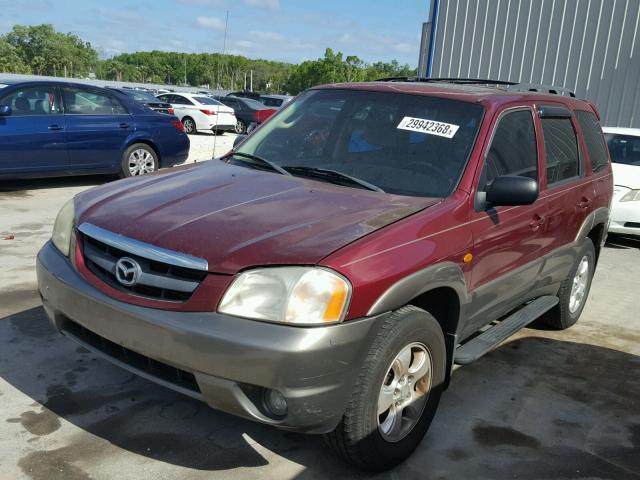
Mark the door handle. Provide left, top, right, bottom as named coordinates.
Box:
left=577, top=197, right=592, bottom=209
left=48, top=124, right=63, bottom=131
left=529, top=214, right=545, bottom=231
left=119, top=123, right=131, bottom=129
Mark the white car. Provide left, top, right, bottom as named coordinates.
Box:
left=603, top=127, right=640, bottom=236
left=156, top=92, right=236, bottom=135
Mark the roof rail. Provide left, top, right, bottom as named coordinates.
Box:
left=506, top=83, right=576, bottom=97
left=374, top=77, right=576, bottom=97
left=374, top=76, right=518, bottom=86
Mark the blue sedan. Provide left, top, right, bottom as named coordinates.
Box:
left=0, top=80, right=190, bottom=178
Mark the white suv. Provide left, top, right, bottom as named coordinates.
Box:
left=157, top=92, right=236, bottom=135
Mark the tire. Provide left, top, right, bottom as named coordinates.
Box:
left=120, top=143, right=158, bottom=178
left=324, top=305, right=446, bottom=472
left=234, top=120, right=246, bottom=134
left=182, top=117, right=196, bottom=135
left=542, top=238, right=596, bottom=330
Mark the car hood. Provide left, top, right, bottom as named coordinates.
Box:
left=76, top=162, right=440, bottom=274
left=612, top=163, right=640, bottom=189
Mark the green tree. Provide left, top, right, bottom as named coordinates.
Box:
left=0, top=39, right=29, bottom=73
left=3, top=24, right=98, bottom=77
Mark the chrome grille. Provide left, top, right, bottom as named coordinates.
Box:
left=79, top=223, right=207, bottom=302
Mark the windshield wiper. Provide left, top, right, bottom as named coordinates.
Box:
left=230, top=152, right=291, bottom=176
left=282, top=166, right=384, bottom=192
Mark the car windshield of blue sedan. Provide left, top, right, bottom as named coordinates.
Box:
left=235, top=89, right=484, bottom=198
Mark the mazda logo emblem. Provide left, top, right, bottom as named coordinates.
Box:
left=115, top=257, right=142, bottom=287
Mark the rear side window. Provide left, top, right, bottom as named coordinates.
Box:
left=194, top=96, right=222, bottom=105
left=63, top=88, right=127, bottom=115
left=172, top=95, right=193, bottom=105
left=479, top=109, right=538, bottom=192
left=261, top=97, right=283, bottom=107
left=542, top=118, right=580, bottom=185
left=0, top=86, right=61, bottom=116
left=576, top=111, right=608, bottom=172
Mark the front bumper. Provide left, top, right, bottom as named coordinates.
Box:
left=36, top=241, right=386, bottom=433
left=609, top=201, right=640, bottom=236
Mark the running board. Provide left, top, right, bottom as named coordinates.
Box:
left=454, top=296, right=559, bottom=365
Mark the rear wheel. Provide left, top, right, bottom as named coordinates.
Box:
left=120, top=143, right=158, bottom=177
left=182, top=117, right=196, bottom=135
left=324, top=305, right=445, bottom=472
left=234, top=120, right=246, bottom=134
left=542, top=238, right=596, bottom=329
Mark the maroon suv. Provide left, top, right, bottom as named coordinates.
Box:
left=37, top=79, right=613, bottom=471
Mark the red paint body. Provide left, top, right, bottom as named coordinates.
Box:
left=74, top=82, right=613, bottom=319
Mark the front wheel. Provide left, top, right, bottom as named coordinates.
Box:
left=120, top=143, right=158, bottom=177
left=542, top=238, right=596, bottom=329
left=324, top=305, right=446, bottom=472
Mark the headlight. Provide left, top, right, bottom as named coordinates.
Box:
left=620, top=189, right=640, bottom=202
left=218, top=267, right=351, bottom=325
left=51, top=198, right=75, bottom=256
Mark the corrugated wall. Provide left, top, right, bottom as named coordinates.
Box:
left=426, top=0, right=640, bottom=128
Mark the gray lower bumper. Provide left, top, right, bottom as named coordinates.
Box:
left=36, top=241, right=386, bottom=433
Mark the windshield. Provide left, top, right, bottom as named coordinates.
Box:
left=124, top=90, right=162, bottom=103
left=235, top=89, right=483, bottom=197
left=605, top=133, right=640, bottom=166
left=194, top=96, right=223, bottom=106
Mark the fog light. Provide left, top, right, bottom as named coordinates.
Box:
left=263, top=388, right=288, bottom=417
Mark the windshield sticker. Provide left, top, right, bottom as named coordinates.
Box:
left=396, top=116, right=459, bottom=138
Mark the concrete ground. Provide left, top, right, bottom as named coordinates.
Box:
left=1, top=143, right=639, bottom=479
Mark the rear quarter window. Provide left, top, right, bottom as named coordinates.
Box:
left=576, top=110, right=608, bottom=173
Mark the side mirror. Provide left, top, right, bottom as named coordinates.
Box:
left=0, top=105, right=12, bottom=116
left=233, top=134, right=247, bottom=149
left=485, top=175, right=538, bottom=207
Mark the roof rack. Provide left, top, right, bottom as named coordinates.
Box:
left=506, top=83, right=576, bottom=97
left=374, top=77, right=576, bottom=97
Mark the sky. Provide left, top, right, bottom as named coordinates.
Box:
left=0, top=0, right=430, bottom=66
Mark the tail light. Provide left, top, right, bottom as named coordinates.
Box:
left=200, top=109, right=216, bottom=116
left=168, top=107, right=175, bottom=115
left=255, top=109, right=276, bottom=123
left=170, top=118, right=185, bottom=132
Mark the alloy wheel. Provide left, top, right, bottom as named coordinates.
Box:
left=569, top=255, right=590, bottom=313
left=128, top=149, right=155, bottom=176
left=377, top=342, right=432, bottom=443
left=183, top=118, right=195, bottom=134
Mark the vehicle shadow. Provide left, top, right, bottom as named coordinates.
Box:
left=0, top=175, right=111, bottom=194
left=1, top=296, right=639, bottom=479
left=606, top=233, right=640, bottom=250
